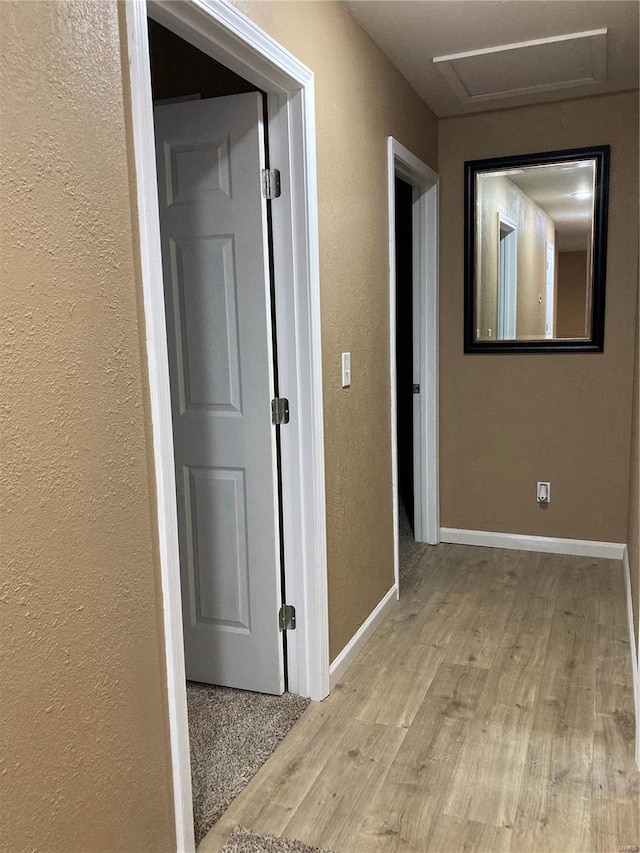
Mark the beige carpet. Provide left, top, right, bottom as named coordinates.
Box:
left=220, top=826, right=335, bottom=853
left=187, top=683, right=310, bottom=844
left=398, top=500, right=427, bottom=582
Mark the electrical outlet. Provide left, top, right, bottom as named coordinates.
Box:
left=537, top=481, right=551, bottom=503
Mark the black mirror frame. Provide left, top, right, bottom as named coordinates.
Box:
left=464, top=145, right=610, bottom=354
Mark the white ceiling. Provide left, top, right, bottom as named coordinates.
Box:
left=343, top=1, right=640, bottom=116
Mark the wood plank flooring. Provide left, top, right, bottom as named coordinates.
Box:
left=198, top=544, right=638, bottom=853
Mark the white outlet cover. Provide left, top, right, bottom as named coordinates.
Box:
left=536, top=481, right=551, bottom=502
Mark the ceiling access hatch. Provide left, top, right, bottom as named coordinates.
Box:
left=434, top=29, right=607, bottom=105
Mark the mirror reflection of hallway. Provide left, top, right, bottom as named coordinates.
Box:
left=466, top=147, right=608, bottom=352
left=394, top=176, right=427, bottom=584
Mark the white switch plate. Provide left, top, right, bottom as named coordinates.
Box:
left=341, top=352, right=351, bottom=388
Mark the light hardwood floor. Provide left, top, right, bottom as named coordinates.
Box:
left=199, top=544, right=638, bottom=853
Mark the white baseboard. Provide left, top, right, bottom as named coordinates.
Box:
left=329, top=585, right=397, bottom=691
left=622, top=546, right=640, bottom=770
left=440, top=527, right=626, bottom=560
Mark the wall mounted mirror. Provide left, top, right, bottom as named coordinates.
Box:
left=464, top=145, right=609, bottom=353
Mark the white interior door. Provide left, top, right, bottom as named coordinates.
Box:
left=154, top=93, right=284, bottom=695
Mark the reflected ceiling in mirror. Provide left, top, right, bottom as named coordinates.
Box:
left=464, top=146, right=609, bottom=353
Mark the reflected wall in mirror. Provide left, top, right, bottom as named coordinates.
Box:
left=464, top=146, right=609, bottom=353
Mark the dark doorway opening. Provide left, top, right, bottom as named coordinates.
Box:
left=395, top=176, right=414, bottom=535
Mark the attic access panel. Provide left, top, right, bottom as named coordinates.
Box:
left=434, top=29, right=607, bottom=105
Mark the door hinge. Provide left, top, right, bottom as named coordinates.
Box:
left=271, top=397, right=290, bottom=425
left=262, top=168, right=281, bottom=199
left=412, top=384, right=420, bottom=394
left=279, top=604, right=296, bottom=631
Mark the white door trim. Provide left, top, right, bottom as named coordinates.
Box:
left=545, top=240, right=555, bottom=339
left=388, top=138, right=440, bottom=594
left=124, top=2, right=329, bottom=849
left=497, top=211, right=518, bottom=340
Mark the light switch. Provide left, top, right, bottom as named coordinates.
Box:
left=341, top=352, right=351, bottom=388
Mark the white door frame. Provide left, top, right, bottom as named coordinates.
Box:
left=125, top=2, right=329, bottom=849
left=388, top=138, right=439, bottom=594
left=497, top=212, right=518, bottom=340
left=545, top=239, right=555, bottom=339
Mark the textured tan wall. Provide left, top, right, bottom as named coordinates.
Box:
left=476, top=174, right=554, bottom=340
left=627, top=250, right=640, bottom=655
left=557, top=251, right=589, bottom=338
left=231, top=0, right=438, bottom=660
left=1, top=3, right=175, bottom=850
left=439, top=92, right=639, bottom=540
